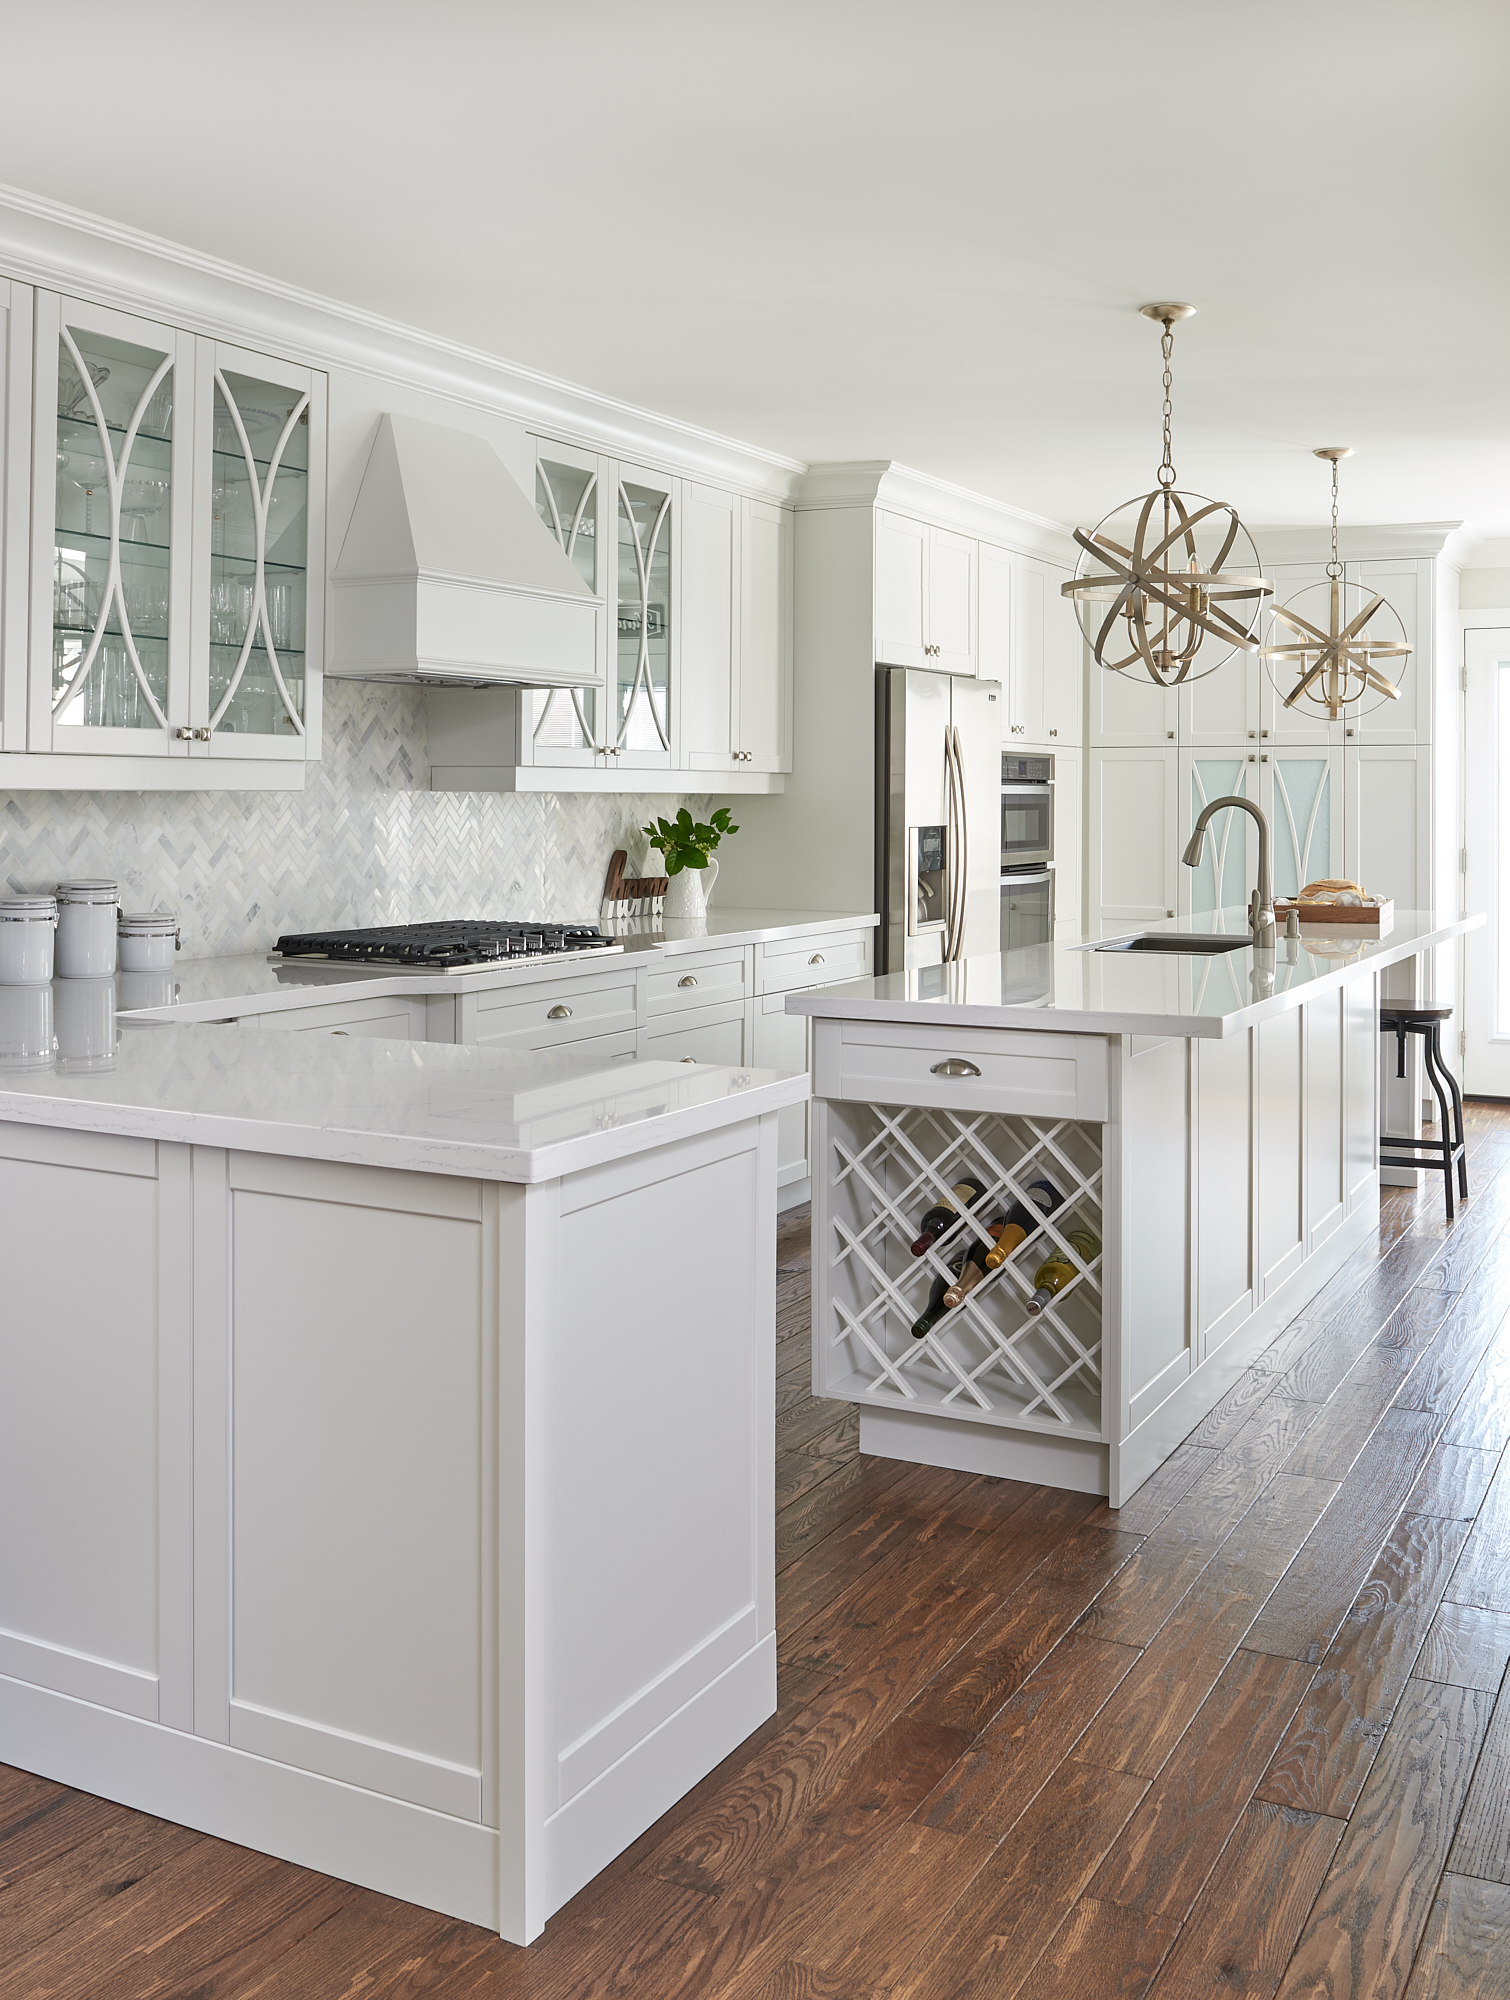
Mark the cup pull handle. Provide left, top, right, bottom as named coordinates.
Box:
left=547, top=1004, right=572, bottom=1020
left=930, top=1058, right=982, bottom=1078
left=808, top=953, right=825, bottom=964
left=678, top=974, right=698, bottom=988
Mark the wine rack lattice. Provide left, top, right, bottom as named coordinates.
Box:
left=820, top=1101, right=1104, bottom=1437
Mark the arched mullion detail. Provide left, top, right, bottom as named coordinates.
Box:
left=207, top=375, right=308, bottom=736
left=615, top=482, right=670, bottom=752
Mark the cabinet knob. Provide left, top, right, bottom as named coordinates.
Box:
left=1261, top=729, right=1270, bottom=738
left=1261, top=753, right=1269, bottom=763
left=1346, top=727, right=1355, bottom=738
left=930, top=1057, right=982, bottom=1078
left=680, top=1056, right=698, bottom=1064
left=1167, top=730, right=1175, bottom=739
left=175, top=725, right=194, bottom=740
left=1248, top=730, right=1256, bottom=739
left=677, top=974, right=698, bottom=988
left=808, top=953, right=825, bottom=965
left=331, top=1029, right=350, bottom=1036
left=1049, top=729, right=1058, bottom=738
left=547, top=1004, right=572, bottom=1020
left=1248, top=753, right=1256, bottom=762
left=1165, top=909, right=1175, bottom=918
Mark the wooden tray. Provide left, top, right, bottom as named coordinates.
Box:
left=1276, top=897, right=1394, bottom=928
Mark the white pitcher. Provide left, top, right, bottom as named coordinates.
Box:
left=662, top=855, right=718, bottom=935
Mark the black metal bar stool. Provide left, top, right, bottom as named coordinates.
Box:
left=1379, top=1003, right=1468, bottom=1218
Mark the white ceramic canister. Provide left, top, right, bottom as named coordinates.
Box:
left=54, top=976, right=117, bottom=1071
left=117, top=911, right=179, bottom=973
left=56, top=880, right=119, bottom=979
left=0, top=982, right=55, bottom=1068
left=0, top=894, right=58, bottom=985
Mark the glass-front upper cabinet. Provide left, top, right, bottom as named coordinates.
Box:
left=26, top=295, right=325, bottom=767
left=31, top=295, right=193, bottom=756
left=613, top=462, right=676, bottom=770
left=526, top=439, right=607, bottom=766
left=192, top=340, right=326, bottom=761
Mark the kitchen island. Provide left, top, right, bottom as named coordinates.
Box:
left=788, top=909, right=1482, bottom=1508
left=0, top=1025, right=805, bottom=1944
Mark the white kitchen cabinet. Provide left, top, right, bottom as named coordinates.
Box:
left=680, top=483, right=740, bottom=773
left=1264, top=747, right=1345, bottom=900
left=522, top=439, right=611, bottom=768
left=753, top=993, right=809, bottom=1186
left=244, top=995, right=430, bottom=1039
left=1043, top=562, right=1082, bottom=747
left=1260, top=564, right=1346, bottom=748
left=978, top=542, right=1012, bottom=716
left=1087, top=746, right=1180, bottom=927
left=23, top=292, right=326, bottom=775
left=1177, top=653, right=1259, bottom=748
left=0, top=279, right=32, bottom=753
left=1344, top=744, right=1432, bottom=912
left=1088, top=658, right=1178, bottom=748
left=642, top=999, right=750, bottom=1067
left=611, top=459, right=677, bottom=772
left=874, top=512, right=974, bottom=673
left=738, top=498, right=792, bottom=772
left=1007, top=553, right=1080, bottom=749
left=1052, top=750, right=1082, bottom=936
left=1349, top=558, right=1429, bottom=746
left=1179, top=750, right=1257, bottom=920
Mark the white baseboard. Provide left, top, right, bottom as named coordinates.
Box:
left=858, top=1408, right=1108, bottom=1493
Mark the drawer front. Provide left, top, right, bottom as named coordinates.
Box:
left=526, top=1026, right=638, bottom=1064
left=475, top=974, right=637, bottom=1051
left=646, top=949, right=748, bottom=1018
left=254, top=996, right=426, bottom=1039
left=641, top=998, right=749, bottom=1068
left=758, top=928, right=871, bottom=996
left=814, top=1020, right=1109, bottom=1121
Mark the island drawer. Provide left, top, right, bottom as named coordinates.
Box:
left=473, top=972, right=638, bottom=1051
left=758, top=928, right=871, bottom=996
left=646, top=947, right=748, bottom=1017
left=247, top=995, right=429, bottom=1039
left=813, top=1020, right=1109, bottom=1121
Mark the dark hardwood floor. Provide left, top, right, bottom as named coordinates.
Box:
left=9, top=1108, right=1510, bottom=1996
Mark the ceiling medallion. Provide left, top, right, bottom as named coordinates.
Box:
left=1062, top=303, right=1272, bottom=686
left=1260, top=448, right=1410, bottom=720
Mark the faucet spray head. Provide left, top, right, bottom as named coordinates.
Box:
left=1181, top=827, right=1206, bottom=868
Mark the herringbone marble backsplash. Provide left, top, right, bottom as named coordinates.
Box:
left=0, top=682, right=712, bottom=958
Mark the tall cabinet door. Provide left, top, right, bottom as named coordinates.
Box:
left=928, top=526, right=974, bottom=673
left=1087, top=746, right=1179, bottom=925
left=1264, top=748, right=1344, bottom=900
left=1261, top=563, right=1345, bottom=748
left=681, top=482, right=739, bottom=772
left=526, top=439, right=610, bottom=766
left=30, top=293, right=193, bottom=756
left=1348, top=558, right=1428, bottom=746
left=1087, top=658, right=1177, bottom=748
left=1178, top=655, right=1258, bottom=747
left=738, top=498, right=791, bottom=772
left=1179, top=750, right=1257, bottom=922
left=1009, top=555, right=1047, bottom=745
left=612, top=461, right=676, bottom=770
left=978, top=541, right=1012, bottom=720
left=0, top=279, right=32, bottom=753
left=874, top=511, right=928, bottom=669
left=1042, top=569, right=1082, bottom=747
left=1343, top=745, right=1431, bottom=912
left=195, top=340, right=325, bottom=762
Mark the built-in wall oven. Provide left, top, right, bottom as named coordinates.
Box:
left=1001, top=753, right=1055, bottom=951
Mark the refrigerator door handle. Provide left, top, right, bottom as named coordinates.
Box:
left=945, top=725, right=967, bottom=963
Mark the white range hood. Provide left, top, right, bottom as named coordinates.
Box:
left=326, top=414, right=601, bottom=686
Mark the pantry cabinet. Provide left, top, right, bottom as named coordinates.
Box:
left=874, top=512, right=974, bottom=674
left=997, top=549, right=1080, bottom=750
left=16, top=290, right=326, bottom=778
left=1086, top=746, right=1180, bottom=926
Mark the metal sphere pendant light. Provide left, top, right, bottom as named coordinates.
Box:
left=1062, top=304, right=1272, bottom=686
left=1260, top=447, right=1411, bottom=720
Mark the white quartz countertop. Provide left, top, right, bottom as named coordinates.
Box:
left=0, top=1023, right=808, bottom=1182
left=111, top=908, right=876, bottom=1021
left=787, top=909, right=1483, bottom=1040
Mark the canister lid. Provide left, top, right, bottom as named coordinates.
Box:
left=118, top=911, right=178, bottom=935
left=0, top=894, right=58, bottom=919
left=57, top=880, right=119, bottom=904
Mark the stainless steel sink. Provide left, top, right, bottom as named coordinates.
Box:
left=1094, top=933, right=1249, bottom=955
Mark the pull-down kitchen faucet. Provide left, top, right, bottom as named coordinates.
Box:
left=1181, top=795, right=1276, bottom=948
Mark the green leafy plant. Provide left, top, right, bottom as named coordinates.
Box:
left=641, top=806, right=740, bottom=875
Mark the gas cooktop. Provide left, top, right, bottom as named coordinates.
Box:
left=272, top=920, right=617, bottom=970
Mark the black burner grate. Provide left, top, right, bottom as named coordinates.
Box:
left=273, top=921, right=613, bottom=968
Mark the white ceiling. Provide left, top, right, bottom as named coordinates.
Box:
left=3, top=0, right=1507, bottom=544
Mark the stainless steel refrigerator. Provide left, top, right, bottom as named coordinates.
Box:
left=876, top=668, right=1002, bottom=972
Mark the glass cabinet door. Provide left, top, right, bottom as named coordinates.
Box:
left=35, top=296, right=190, bottom=753
left=613, top=464, right=675, bottom=768
left=196, top=341, right=324, bottom=759
left=527, top=441, right=606, bottom=764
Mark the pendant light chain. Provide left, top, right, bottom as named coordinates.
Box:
left=1326, top=457, right=1343, bottom=579
left=1158, top=320, right=1177, bottom=488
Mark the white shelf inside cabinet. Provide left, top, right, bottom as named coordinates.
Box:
left=816, top=1099, right=1104, bottom=1438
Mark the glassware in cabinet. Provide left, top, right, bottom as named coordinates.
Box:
left=613, top=466, right=675, bottom=767
left=527, top=443, right=607, bottom=762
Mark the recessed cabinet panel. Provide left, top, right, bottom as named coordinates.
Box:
left=681, top=484, right=738, bottom=771
left=1, top=281, right=33, bottom=753
left=875, top=511, right=928, bottom=669
left=1306, top=988, right=1347, bottom=1247
left=1179, top=751, right=1255, bottom=922
left=1350, top=559, right=1427, bottom=745
left=1177, top=655, right=1258, bottom=747
left=1343, top=744, right=1430, bottom=911
left=1052, top=751, right=1082, bottom=936
left=753, top=994, right=810, bottom=1186
left=527, top=440, right=608, bottom=765
left=1089, top=656, right=1177, bottom=747
left=739, top=499, right=790, bottom=772
left=978, top=543, right=1011, bottom=711
left=1042, top=567, right=1082, bottom=746
left=1257, top=1009, right=1304, bottom=1298
left=1196, top=1030, right=1253, bottom=1354
left=1088, top=746, right=1178, bottom=923
left=929, top=527, right=974, bottom=673
left=1009, top=557, right=1046, bottom=744
left=1263, top=748, right=1344, bottom=899
left=613, top=463, right=675, bottom=769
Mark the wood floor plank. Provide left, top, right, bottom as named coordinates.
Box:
left=1392, top=1296, right=1508, bottom=1420
left=420, top=1873, right=709, bottom=2000
left=1444, top=1447, right=1510, bottom=1612
left=1406, top=1440, right=1503, bottom=1521
left=0, top=1786, right=139, bottom=1890
left=1274, top=1678, right=1492, bottom=2000
left=1146, top=1799, right=1345, bottom=1999
left=784, top=1821, right=995, bottom=1991
left=1243, top=1407, right=1442, bottom=1665
left=1079, top=1537, right=1219, bottom=1648
left=1256, top=1513, right=1471, bottom=1817
left=919, top=1631, right=1142, bottom=1838
left=1085, top=1441, right=1216, bottom=1536
left=1283, top=1378, right=1408, bottom=1481
left=1010, top=1896, right=1178, bottom=2000
left=774, top=1452, right=911, bottom=1570
left=1446, top=1673, right=1510, bottom=1882
left=1404, top=1873, right=1510, bottom=1999
left=1076, top=1479, right=1336, bottom=1780
left=1417, top=1602, right=1510, bottom=1691
left=1187, top=1350, right=1288, bottom=1451
left=0, top=1766, right=69, bottom=1839
left=1085, top=1648, right=1316, bottom=1923
left=1147, top=1400, right=1326, bottom=1558
left=905, top=1526, right=1142, bottom=1738
left=0, top=1813, right=202, bottom=1966
left=1441, top=1328, right=1510, bottom=1455
left=775, top=1409, right=860, bottom=1511
left=1277, top=1243, right=1454, bottom=1404
left=775, top=1500, right=938, bottom=1646
left=887, top=1760, right=1151, bottom=2000
left=1371, top=1285, right=1463, bottom=1354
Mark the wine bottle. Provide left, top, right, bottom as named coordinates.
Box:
left=912, top=1246, right=969, bottom=1338
left=942, top=1240, right=993, bottom=1310
left=983, top=1178, right=1062, bottom=1271
left=1026, top=1229, right=1102, bottom=1315
left=910, top=1176, right=985, bottom=1256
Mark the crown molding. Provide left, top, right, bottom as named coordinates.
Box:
left=0, top=182, right=806, bottom=503
left=797, top=460, right=1076, bottom=564
left=1254, top=521, right=1464, bottom=566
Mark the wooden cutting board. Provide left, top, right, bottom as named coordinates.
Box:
left=1276, top=897, right=1394, bottom=927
